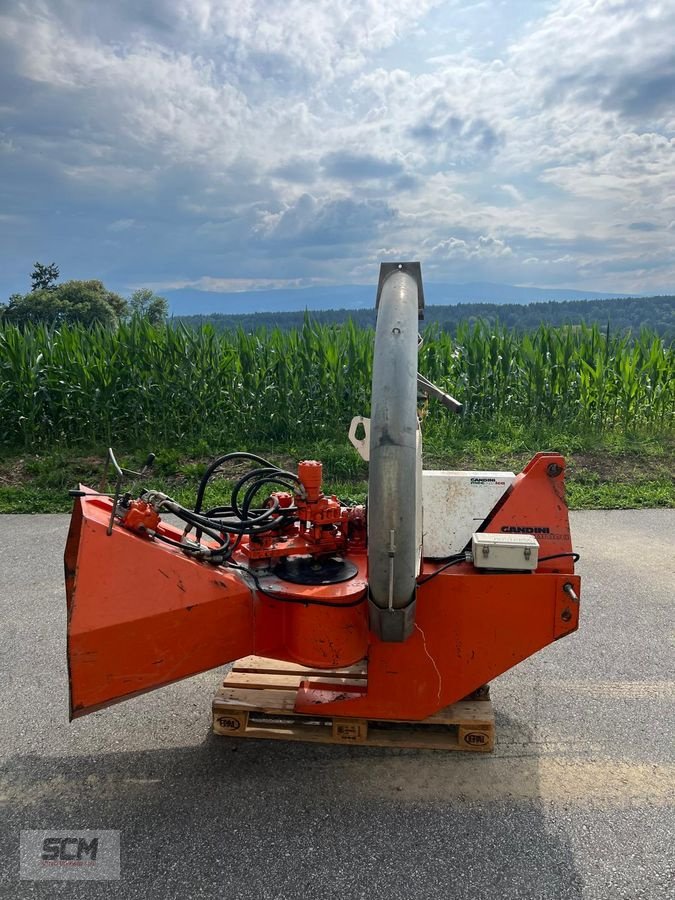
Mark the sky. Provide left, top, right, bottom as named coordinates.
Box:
left=1, top=0, right=674, bottom=303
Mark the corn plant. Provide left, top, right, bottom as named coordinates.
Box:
left=0, top=319, right=672, bottom=451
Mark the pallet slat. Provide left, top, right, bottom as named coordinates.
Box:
left=213, top=657, right=495, bottom=752
left=224, top=672, right=365, bottom=691
left=232, top=655, right=367, bottom=679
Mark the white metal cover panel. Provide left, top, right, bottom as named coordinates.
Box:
left=422, top=471, right=515, bottom=558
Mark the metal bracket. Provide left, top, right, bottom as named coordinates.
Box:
left=100, top=448, right=156, bottom=535
left=348, top=416, right=370, bottom=461
left=417, top=373, right=462, bottom=413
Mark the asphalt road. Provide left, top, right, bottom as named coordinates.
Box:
left=0, top=511, right=673, bottom=899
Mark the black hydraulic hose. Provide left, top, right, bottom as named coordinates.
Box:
left=416, top=551, right=580, bottom=586
left=417, top=554, right=466, bottom=585
left=193, top=453, right=303, bottom=543
left=231, top=467, right=304, bottom=520
left=539, top=552, right=580, bottom=563
left=174, top=501, right=283, bottom=536
left=194, top=452, right=278, bottom=514
left=204, top=505, right=236, bottom=517
left=194, top=507, right=299, bottom=539
left=152, top=528, right=233, bottom=562
left=161, top=534, right=223, bottom=560
left=240, top=477, right=298, bottom=521
left=160, top=449, right=327, bottom=561
left=162, top=504, right=230, bottom=545
left=151, top=531, right=185, bottom=549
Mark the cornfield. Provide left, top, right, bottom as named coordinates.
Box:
left=0, top=319, right=672, bottom=451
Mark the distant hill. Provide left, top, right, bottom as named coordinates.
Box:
left=165, top=280, right=630, bottom=316
left=175, top=295, right=674, bottom=339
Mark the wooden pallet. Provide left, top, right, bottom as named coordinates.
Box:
left=212, top=656, right=494, bottom=752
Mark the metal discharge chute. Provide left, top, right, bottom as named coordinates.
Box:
left=367, top=263, right=423, bottom=641
left=65, top=262, right=581, bottom=724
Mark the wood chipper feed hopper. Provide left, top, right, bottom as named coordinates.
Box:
left=65, top=262, right=580, bottom=724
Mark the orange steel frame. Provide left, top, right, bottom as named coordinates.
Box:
left=65, top=452, right=580, bottom=721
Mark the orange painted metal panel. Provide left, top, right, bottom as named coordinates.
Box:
left=66, top=493, right=370, bottom=718
left=484, top=452, right=575, bottom=573
left=66, top=495, right=256, bottom=718
left=295, top=567, right=580, bottom=720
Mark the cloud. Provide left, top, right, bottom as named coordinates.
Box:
left=500, top=184, right=524, bottom=203
left=429, top=235, right=513, bottom=260
left=1, top=0, right=674, bottom=297
left=108, top=219, right=137, bottom=232
left=602, top=58, right=675, bottom=119
left=255, top=193, right=397, bottom=250
left=271, top=158, right=319, bottom=183
left=321, top=152, right=404, bottom=181
left=628, top=222, right=659, bottom=232
left=140, top=275, right=324, bottom=292
left=513, top=2, right=675, bottom=121
left=179, top=0, right=443, bottom=81
left=409, top=111, right=500, bottom=157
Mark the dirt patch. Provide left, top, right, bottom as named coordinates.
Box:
left=0, top=457, right=29, bottom=487
left=424, top=448, right=674, bottom=484
left=568, top=451, right=674, bottom=482
left=196, top=453, right=298, bottom=478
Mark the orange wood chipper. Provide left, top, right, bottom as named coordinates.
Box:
left=65, top=262, right=580, bottom=724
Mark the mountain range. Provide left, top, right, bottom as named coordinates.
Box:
left=165, top=281, right=630, bottom=316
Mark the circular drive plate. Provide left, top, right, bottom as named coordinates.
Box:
left=272, top=555, right=358, bottom=586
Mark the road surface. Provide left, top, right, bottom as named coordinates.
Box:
left=0, top=511, right=673, bottom=899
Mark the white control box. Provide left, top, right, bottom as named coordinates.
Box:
left=472, top=532, right=539, bottom=571
left=422, top=470, right=515, bottom=557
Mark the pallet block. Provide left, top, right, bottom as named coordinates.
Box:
left=212, top=656, right=494, bottom=752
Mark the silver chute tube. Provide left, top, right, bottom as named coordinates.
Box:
left=368, top=263, right=423, bottom=641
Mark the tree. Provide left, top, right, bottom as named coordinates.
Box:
left=128, top=288, right=169, bottom=325
left=2, top=279, right=128, bottom=327
left=30, top=261, right=60, bottom=292
left=0, top=263, right=172, bottom=328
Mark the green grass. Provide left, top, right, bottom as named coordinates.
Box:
left=1, top=431, right=671, bottom=513
left=566, top=479, right=674, bottom=509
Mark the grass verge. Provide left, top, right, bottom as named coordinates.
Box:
left=0, top=430, right=672, bottom=513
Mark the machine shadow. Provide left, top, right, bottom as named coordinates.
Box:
left=2, top=713, right=584, bottom=899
